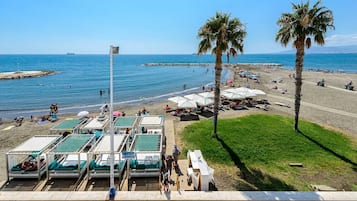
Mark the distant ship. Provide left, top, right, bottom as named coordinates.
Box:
left=66, top=52, right=75, bottom=55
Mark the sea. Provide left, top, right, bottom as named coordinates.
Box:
left=0, top=53, right=356, bottom=119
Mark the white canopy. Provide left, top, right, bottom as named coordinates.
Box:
left=11, top=136, right=60, bottom=152
left=83, top=116, right=108, bottom=130
left=140, top=116, right=164, bottom=126
left=92, top=135, right=126, bottom=152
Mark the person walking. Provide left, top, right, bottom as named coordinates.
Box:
left=172, top=145, right=181, bottom=167
left=166, top=155, right=174, bottom=176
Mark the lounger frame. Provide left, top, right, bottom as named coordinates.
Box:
left=128, top=134, right=162, bottom=178
left=46, top=134, right=95, bottom=179
left=87, top=134, right=128, bottom=179
left=6, top=135, right=62, bottom=181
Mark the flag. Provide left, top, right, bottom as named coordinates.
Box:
left=111, top=46, right=119, bottom=54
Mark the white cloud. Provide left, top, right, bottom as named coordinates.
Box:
left=325, top=34, right=357, bottom=46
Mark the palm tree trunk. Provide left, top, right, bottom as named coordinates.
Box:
left=213, top=52, right=222, bottom=138
left=294, top=37, right=305, bottom=131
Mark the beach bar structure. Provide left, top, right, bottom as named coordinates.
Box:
left=50, top=118, right=88, bottom=134
left=87, top=134, right=128, bottom=179
left=187, top=150, right=215, bottom=191
left=80, top=115, right=109, bottom=137
left=6, top=135, right=62, bottom=181
left=46, top=134, right=95, bottom=179
left=113, top=116, right=138, bottom=134
left=129, top=134, right=162, bottom=177
left=138, top=115, right=165, bottom=135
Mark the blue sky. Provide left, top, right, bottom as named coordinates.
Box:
left=0, top=0, right=356, bottom=54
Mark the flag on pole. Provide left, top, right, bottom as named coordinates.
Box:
left=111, top=46, right=119, bottom=54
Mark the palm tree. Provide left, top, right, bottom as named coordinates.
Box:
left=276, top=0, right=334, bottom=131
left=198, top=12, right=246, bottom=137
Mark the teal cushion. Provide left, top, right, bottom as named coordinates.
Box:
left=48, top=161, right=59, bottom=170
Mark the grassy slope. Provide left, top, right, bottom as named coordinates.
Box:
left=181, top=114, right=357, bottom=190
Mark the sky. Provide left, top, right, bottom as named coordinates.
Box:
left=0, top=0, right=356, bottom=54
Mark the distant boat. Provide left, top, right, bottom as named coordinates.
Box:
left=66, top=52, right=75, bottom=55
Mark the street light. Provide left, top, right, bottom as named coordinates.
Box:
left=109, top=45, right=119, bottom=199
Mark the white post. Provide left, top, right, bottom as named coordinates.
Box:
left=109, top=45, right=119, bottom=198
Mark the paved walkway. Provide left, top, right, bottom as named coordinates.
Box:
left=164, top=119, right=192, bottom=192
left=0, top=191, right=356, bottom=200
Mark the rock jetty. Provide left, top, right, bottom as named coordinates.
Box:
left=0, top=70, right=55, bottom=80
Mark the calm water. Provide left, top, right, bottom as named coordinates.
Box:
left=0, top=54, right=356, bottom=119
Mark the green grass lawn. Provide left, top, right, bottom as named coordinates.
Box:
left=181, top=114, right=357, bottom=191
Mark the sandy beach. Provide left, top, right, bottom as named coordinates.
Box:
left=0, top=65, right=356, bottom=186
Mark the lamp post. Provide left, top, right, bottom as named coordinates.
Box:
left=109, top=45, right=119, bottom=199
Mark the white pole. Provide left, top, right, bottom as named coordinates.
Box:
left=109, top=45, right=119, bottom=197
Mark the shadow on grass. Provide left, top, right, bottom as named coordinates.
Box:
left=298, top=130, right=357, bottom=167
left=215, top=135, right=296, bottom=191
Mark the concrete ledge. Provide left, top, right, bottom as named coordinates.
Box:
left=0, top=191, right=356, bottom=201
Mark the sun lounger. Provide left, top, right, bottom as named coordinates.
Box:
left=87, top=135, right=128, bottom=179
left=47, top=134, right=95, bottom=179
left=129, top=134, right=162, bottom=177
left=6, top=135, right=61, bottom=180
left=274, top=102, right=291, bottom=108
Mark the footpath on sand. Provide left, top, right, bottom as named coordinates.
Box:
left=267, top=94, right=357, bottom=119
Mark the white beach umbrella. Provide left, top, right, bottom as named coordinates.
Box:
left=198, top=91, right=214, bottom=98
left=250, top=89, right=266, bottom=96
left=221, top=91, right=245, bottom=100
left=177, top=99, right=197, bottom=109
left=184, top=94, right=214, bottom=106
left=196, top=97, right=214, bottom=106
left=77, top=111, right=89, bottom=118
left=229, top=87, right=257, bottom=98
left=168, top=96, right=188, bottom=104
left=184, top=94, right=202, bottom=101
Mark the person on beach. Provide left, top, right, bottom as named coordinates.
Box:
left=172, top=145, right=181, bottom=167
left=125, top=128, right=130, bottom=134
left=164, top=104, right=171, bottom=111
left=162, top=172, right=170, bottom=192
left=166, top=155, right=174, bottom=176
